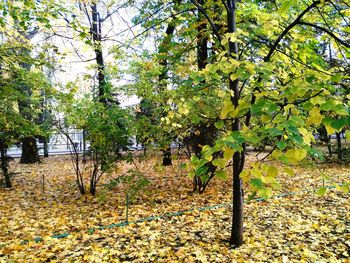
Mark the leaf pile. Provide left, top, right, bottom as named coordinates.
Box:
left=0, top=155, right=349, bottom=262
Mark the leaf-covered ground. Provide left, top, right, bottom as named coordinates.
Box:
left=0, top=154, right=349, bottom=262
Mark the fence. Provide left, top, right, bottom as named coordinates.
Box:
left=7, top=130, right=86, bottom=157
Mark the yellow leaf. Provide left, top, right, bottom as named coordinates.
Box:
left=264, top=164, right=278, bottom=177
left=251, top=167, right=263, bottom=179
left=285, top=149, right=307, bottom=163
left=205, top=155, right=213, bottom=162
left=345, top=130, right=350, bottom=141
left=261, top=114, right=271, bottom=122
left=217, top=90, right=226, bottom=98
left=325, top=124, right=335, bottom=135
left=220, top=99, right=234, bottom=118
left=284, top=167, right=294, bottom=176
left=212, top=158, right=227, bottom=168
left=168, top=111, right=174, bottom=119
left=307, top=107, right=323, bottom=126
left=298, top=127, right=314, bottom=145
left=240, top=170, right=250, bottom=183
left=223, top=147, right=235, bottom=161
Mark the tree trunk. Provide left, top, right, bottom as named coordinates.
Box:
left=192, top=0, right=209, bottom=192
left=0, top=140, right=11, bottom=188
left=17, top=32, right=40, bottom=164
left=20, top=137, right=40, bottom=164
left=162, top=147, right=172, bottom=166
left=91, top=2, right=113, bottom=105
left=43, top=137, right=49, bottom=158
left=159, top=14, right=177, bottom=167
left=327, top=135, right=332, bottom=158
left=227, top=0, right=244, bottom=247
left=336, top=132, right=342, bottom=161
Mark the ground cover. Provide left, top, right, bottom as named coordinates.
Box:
left=0, top=154, right=349, bottom=262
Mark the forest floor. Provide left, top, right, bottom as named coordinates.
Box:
left=0, top=153, right=349, bottom=262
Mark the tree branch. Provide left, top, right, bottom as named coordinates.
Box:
left=264, top=0, right=328, bottom=62
left=298, top=21, right=350, bottom=48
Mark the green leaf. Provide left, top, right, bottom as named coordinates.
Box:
left=330, top=73, right=342, bottom=83
left=212, top=158, right=227, bottom=168
left=258, top=187, right=272, bottom=199
left=215, top=170, right=228, bottom=180
left=214, top=120, right=225, bottom=129
left=277, top=141, right=287, bottom=150
left=320, top=101, right=333, bottom=111
left=278, top=1, right=292, bottom=13
left=250, top=178, right=263, bottom=189
left=247, top=191, right=257, bottom=202
left=331, top=117, right=348, bottom=132
left=290, top=134, right=303, bottom=145
left=179, top=163, right=187, bottom=169
left=334, top=104, right=348, bottom=116
left=196, top=166, right=209, bottom=176
left=308, top=147, right=324, bottom=160
left=317, top=187, right=327, bottom=196
left=269, top=128, right=282, bottom=137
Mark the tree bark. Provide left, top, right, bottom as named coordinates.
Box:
left=336, top=132, right=342, bottom=161
left=20, top=137, right=40, bottom=164
left=192, top=0, right=208, bottom=192
left=91, top=2, right=112, bottom=104
left=17, top=31, right=40, bottom=164
left=162, top=147, right=172, bottom=166
left=158, top=13, right=177, bottom=166
left=0, top=139, right=11, bottom=188
left=227, top=0, right=244, bottom=247
left=43, top=137, right=49, bottom=158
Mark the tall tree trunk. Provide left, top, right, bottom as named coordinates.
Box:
left=18, top=53, right=40, bottom=164
left=227, top=0, right=244, bottom=247
left=16, top=29, right=40, bottom=164
left=192, top=0, right=215, bottom=192
left=20, top=137, right=40, bottom=164
left=0, top=139, right=11, bottom=188
left=91, top=2, right=112, bottom=105
left=158, top=14, right=177, bottom=166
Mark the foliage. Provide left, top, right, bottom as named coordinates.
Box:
left=62, top=97, right=132, bottom=195
left=100, top=170, right=150, bottom=204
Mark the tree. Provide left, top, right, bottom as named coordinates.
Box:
left=133, top=0, right=350, bottom=246
left=61, top=97, right=132, bottom=195
left=189, top=0, right=350, bottom=247
left=0, top=0, right=57, bottom=184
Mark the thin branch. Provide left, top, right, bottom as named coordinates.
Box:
left=330, top=0, right=350, bottom=27
left=264, top=0, right=328, bottom=62
left=275, top=47, right=333, bottom=76
left=298, top=21, right=350, bottom=48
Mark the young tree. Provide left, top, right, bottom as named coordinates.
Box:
left=157, top=0, right=350, bottom=246
left=61, top=97, right=132, bottom=195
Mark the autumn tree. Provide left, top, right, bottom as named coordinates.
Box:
left=0, top=0, right=57, bottom=184
left=133, top=0, right=350, bottom=246
left=53, top=1, right=134, bottom=195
